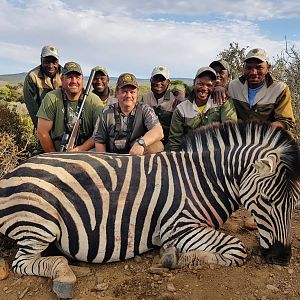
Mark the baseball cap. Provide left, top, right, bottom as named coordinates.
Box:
left=151, top=66, right=170, bottom=80
left=93, top=66, right=108, bottom=76
left=116, top=73, right=138, bottom=89
left=41, top=45, right=59, bottom=60
left=209, top=59, right=231, bottom=75
left=171, top=84, right=185, bottom=93
left=62, top=61, right=83, bottom=76
left=195, top=67, right=217, bottom=80
left=244, top=48, right=269, bottom=63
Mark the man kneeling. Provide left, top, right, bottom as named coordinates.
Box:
left=93, top=73, right=164, bottom=155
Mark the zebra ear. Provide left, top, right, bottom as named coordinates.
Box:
left=254, top=156, right=278, bottom=177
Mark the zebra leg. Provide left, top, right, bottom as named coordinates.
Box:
left=164, top=226, right=248, bottom=267
left=12, top=240, right=76, bottom=299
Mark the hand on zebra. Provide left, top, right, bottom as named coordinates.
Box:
left=129, top=142, right=145, bottom=156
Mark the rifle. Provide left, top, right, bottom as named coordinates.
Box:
left=60, top=68, right=96, bottom=152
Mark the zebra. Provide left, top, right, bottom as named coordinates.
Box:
left=0, top=121, right=299, bottom=298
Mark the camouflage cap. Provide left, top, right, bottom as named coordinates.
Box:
left=171, top=84, right=185, bottom=93
left=62, top=61, right=83, bottom=76
left=209, top=59, right=231, bottom=75
left=151, top=66, right=170, bottom=80
left=41, top=45, right=59, bottom=60
left=116, top=73, right=138, bottom=89
left=195, top=67, right=217, bottom=80
left=93, top=66, right=108, bottom=76
left=244, top=48, right=269, bottom=63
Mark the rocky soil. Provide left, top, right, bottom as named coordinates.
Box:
left=0, top=207, right=300, bottom=300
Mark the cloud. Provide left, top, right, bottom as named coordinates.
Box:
left=0, top=0, right=299, bottom=77
left=60, top=0, right=300, bottom=20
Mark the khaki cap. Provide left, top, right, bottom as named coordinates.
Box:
left=93, top=66, right=108, bottom=76
left=41, top=45, right=59, bottom=60
left=171, top=84, right=185, bottom=93
left=244, top=48, right=269, bottom=63
left=151, top=66, right=170, bottom=80
left=209, top=59, right=231, bottom=75
left=195, top=67, right=217, bottom=80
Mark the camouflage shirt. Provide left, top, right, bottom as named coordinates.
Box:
left=92, top=102, right=160, bottom=153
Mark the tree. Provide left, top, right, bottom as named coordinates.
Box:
left=272, top=41, right=300, bottom=138
left=217, top=42, right=248, bottom=79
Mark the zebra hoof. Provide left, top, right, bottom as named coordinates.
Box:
left=53, top=280, right=75, bottom=299
left=160, top=247, right=178, bottom=269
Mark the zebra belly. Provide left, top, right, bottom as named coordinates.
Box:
left=56, top=220, right=161, bottom=263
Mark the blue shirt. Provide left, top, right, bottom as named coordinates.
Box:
left=248, top=81, right=265, bottom=108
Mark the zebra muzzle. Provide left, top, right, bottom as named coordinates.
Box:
left=261, top=242, right=291, bottom=266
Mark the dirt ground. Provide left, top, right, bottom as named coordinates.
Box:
left=0, top=208, right=300, bottom=300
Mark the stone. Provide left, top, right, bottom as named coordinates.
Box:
left=134, top=256, right=142, bottom=263
left=70, top=266, right=92, bottom=278
left=0, top=259, right=9, bottom=280
left=18, top=287, right=29, bottom=299
left=93, top=282, right=109, bottom=291
left=266, top=284, right=280, bottom=292
left=149, top=266, right=169, bottom=275
left=167, top=283, right=176, bottom=292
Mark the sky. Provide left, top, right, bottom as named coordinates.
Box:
left=0, top=0, right=300, bottom=78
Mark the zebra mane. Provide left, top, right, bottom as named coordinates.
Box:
left=182, top=121, right=300, bottom=183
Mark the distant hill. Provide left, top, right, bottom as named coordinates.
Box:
left=0, top=73, right=27, bottom=86
left=0, top=72, right=193, bottom=87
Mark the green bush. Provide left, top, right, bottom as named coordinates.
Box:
left=0, top=101, right=38, bottom=178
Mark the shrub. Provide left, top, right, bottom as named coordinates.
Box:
left=0, top=101, right=38, bottom=178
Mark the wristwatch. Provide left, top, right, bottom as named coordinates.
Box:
left=137, top=138, right=146, bottom=148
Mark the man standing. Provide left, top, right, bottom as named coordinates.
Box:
left=92, top=66, right=116, bottom=106
left=229, top=48, right=295, bottom=129
left=23, top=45, right=62, bottom=129
left=169, top=67, right=237, bottom=151
left=93, top=73, right=164, bottom=155
left=37, top=61, right=103, bottom=152
left=141, top=66, right=175, bottom=145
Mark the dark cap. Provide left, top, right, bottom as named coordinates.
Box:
left=62, top=61, right=83, bottom=76
left=116, top=73, right=138, bottom=89
left=195, top=67, right=217, bottom=80
left=209, top=59, right=231, bottom=75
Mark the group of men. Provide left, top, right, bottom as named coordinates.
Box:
left=23, top=45, right=295, bottom=156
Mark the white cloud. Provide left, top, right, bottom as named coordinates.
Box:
left=0, top=0, right=299, bottom=77
left=59, top=0, right=300, bottom=20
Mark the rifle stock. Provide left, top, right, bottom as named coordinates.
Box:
left=62, top=68, right=96, bottom=152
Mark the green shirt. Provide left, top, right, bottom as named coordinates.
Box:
left=168, top=97, right=237, bottom=151
left=37, top=89, right=104, bottom=151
